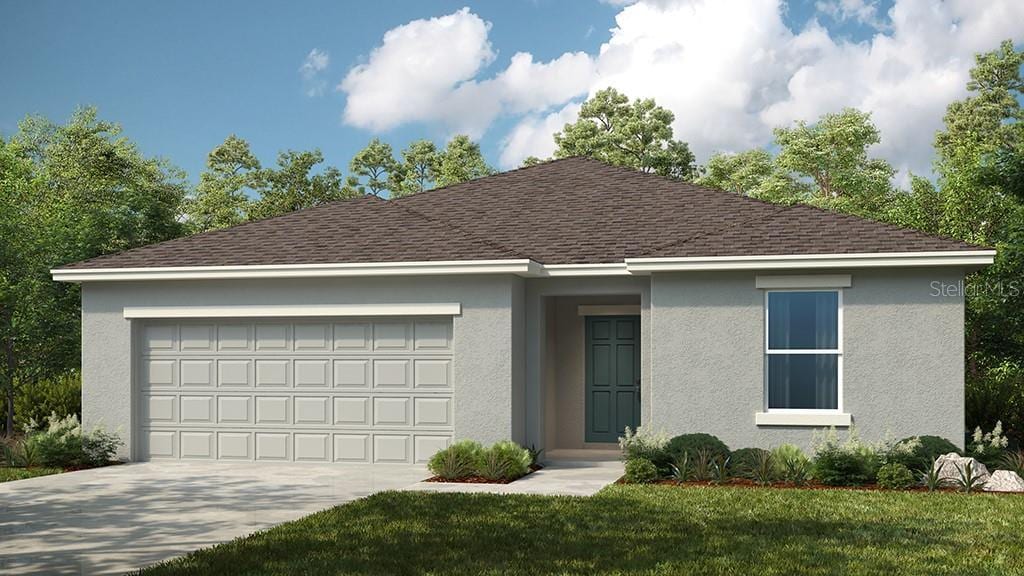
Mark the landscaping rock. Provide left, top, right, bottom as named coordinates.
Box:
left=933, top=452, right=990, bottom=484
left=984, top=470, right=1024, bottom=492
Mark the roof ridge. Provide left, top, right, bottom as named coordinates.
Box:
left=385, top=198, right=532, bottom=261
left=390, top=156, right=587, bottom=204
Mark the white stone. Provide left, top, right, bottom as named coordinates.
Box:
left=933, top=452, right=990, bottom=485
left=984, top=470, right=1024, bottom=492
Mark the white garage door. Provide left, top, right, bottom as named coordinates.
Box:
left=136, top=318, right=453, bottom=463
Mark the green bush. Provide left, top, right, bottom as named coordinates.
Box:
left=428, top=440, right=483, bottom=480
left=476, top=441, right=531, bottom=481
left=889, top=435, right=960, bottom=472
left=619, top=427, right=671, bottom=471
left=729, top=447, right=770, bottom=479
left=876, top=463, right=916, bottom=490
left=27, top=413, right=121, bottom=469
left=0, top=372, right=81, bottom=434
left=666, top=433, right=730, bottom=464
left=772, top=444, right=812, bottom=485
left=812, top=428, right=879, bottom=486
left=624, top=458, right=659, bottom=484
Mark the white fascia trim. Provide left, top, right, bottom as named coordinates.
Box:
left=52, top=259, right=538, bottom=282
left=755, top=412, right=852, bottom=427
left=123, top=303, right=462, bottom=319
left=534, top=263, right=631, bottom=277
left=755, top=274, right=852, bottom=289
left=625, top=250, right=996, bottom=272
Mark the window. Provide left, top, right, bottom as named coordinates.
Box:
left=765, top=290, right=841, bottom=411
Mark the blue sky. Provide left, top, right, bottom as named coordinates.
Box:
left=2, top=1, right=1019, bottom=184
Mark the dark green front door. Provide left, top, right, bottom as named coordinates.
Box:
left=585, top=315, right=640, bottom=443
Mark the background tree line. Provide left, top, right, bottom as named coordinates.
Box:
left=1, top=41, right=1021, bottom=444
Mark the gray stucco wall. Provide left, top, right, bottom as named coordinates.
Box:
left=649, top=268, right=966, bottom=450
left=81, top=275, right=521, bottom=459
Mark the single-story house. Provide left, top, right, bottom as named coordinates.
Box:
left=53, top=157, right=995, bottom=463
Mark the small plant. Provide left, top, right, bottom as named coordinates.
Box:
left=526, top=444, right=544, bottom=467
left=772, top=444, right=811, bottom=485
left=921, top=459, right=946, bottom=492
left=953, top=459, right=988, bottom=494
left=709, top=455, right=731, bottom=485
left=998, top=450, right=1024, bottom=476
left=750, top=449, right=776, bottom=486
left=729, top=447, right=769, bottom=479
left=876, top=462, right=916, bottom=490
left=692, top=448, right=713, bottom=482
left=668, top=453, right=690, bottom=484
left=666, top=433, right=730, bottom=464
left=624, top=458, right=659, bottom=484
left=812, top=427, right=879, bottom=486
left=23, top=413, right=122, bottom=469
left=967, top=422, right=1009, bottom=468
left=428, top=440, right=482, bottom=480
left=619, top=426, right=671, bottom=470
left=477, top=441, right=532, bottom=481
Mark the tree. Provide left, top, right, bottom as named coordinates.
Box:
left=186, top=135, right=261, bottom=232
left=553, top=87, right=696, bottom=180
left=392, top=140, right=439, bottom=198
left=346, top=138, right=400, bottom=197
left=520, top=156, right=545, bottom=168
left=697, top=149, right=810, bottom=203
left=773, top=108, right=895, bottom=203
left=0, top=108, right=188, bottom=435
left=435, top=135, right=492, bottom=187
left=249, top=150, right=350, bottom=220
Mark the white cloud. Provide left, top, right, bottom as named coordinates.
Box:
left=338, top=1, right=1024, bottom=177
left=338, top=8, right=594, bottom=137
left=299, top=48, right=330, bottom=97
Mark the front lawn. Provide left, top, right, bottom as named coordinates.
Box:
left=0, top=466, right=62, bottom=482
left=137, top=484, right=1024, bottom=575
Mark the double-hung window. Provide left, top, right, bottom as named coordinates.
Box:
left=765, top=290, right=842, bottom=412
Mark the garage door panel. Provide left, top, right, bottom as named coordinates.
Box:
left=139, top=318, right=452, bottom=463
left=217, top=360, right=251, bottom=387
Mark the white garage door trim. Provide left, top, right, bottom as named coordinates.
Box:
left=124, top=303, right=461, bottom=319
left=134, top=317, right=454, bottom=464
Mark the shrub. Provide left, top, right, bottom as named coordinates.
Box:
left=876, top=463, right=916, bottom=490
left=998, top=450, right=1024, bottom=476
left=692, top=448, right=714, bottom=482
left=812, top=428, right=879, bottom=486
left=709, top=455, right=731, bottom=485
left=16, top=372, right=82, bottom=430
left=624, top=458, right=659, bottom=484
left=26, top=413, right=122, bottom=469
left=666, top=433, right=730, bottom=464
left=889, top=435, right=960, bottom=472
left=966, top=421, right=1009, bottom=468
left=668, top=453, right=690, bottom=484
left=772, top=444, right=811, bottom=485
left=953, top=459, right=987, bottom=493
left=921, top=460, right=946, bottom=492
left=619, top=427, right=671, bottom=470
left=730, top=447, right=770, bottom=479
left=428, top=440, right=483, bottom=480
left=476, top=441, right=531, bottom=481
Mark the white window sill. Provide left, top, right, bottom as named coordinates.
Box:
left=755, top=412, right=851, bottom=427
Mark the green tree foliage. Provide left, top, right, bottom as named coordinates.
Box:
left=0, top=108, right=187, bottom=434
left=186, top=135, right=261, bottom=232
left=698, top=149, right=810, bottom=203
left=554, top=88, right=696, bottom=180
left=435, top=135, right=492, bottom=188
left=249, top=149, right=350, bottom=220
left=345, top=138, right=401, bottom=197
left=393, top=139, right=440, bottom=198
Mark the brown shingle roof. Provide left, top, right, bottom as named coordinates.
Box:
left=59, top=157, right=980, bottom=270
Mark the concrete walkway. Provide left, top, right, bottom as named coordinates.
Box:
left=406, top=460, right=624, bottom=497
left=0, top=461, right=426, bottom=575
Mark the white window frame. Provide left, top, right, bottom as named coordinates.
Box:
left=763, top=288, right=843, bottom=415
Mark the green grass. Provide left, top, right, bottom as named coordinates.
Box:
left=137, top=484, right=1024, bottom=576
left=0, top=466, right=62, bottom=482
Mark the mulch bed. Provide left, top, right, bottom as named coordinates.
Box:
left=615, top=476, right=1020, bottom=494
left=425, top=464, right=543, bottom=484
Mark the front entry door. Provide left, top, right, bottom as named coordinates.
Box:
left=585, top=315, right=640, bottom=443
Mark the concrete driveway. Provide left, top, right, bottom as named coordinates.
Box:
left=0, top=461, right=427, bottom=575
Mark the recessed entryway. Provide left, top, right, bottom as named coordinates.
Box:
left=585, top=315, right=640, bottom=443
